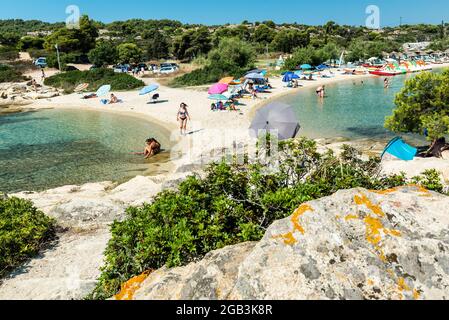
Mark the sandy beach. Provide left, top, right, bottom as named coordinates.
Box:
left=2, top=64, right=449, bottom=300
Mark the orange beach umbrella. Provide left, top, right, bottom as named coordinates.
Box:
left=219, top=77, right=235, bottom=84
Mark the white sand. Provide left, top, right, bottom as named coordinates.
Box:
left=2, top=64, right=449, bottom=300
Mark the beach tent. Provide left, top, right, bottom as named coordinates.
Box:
left=381, top=137, right=417, bottom=161
left=208, top=83, right=229, bottom=94
left=139, top=84, right=159, bottom=95
left=249, top=102, right=300, bottom=140
left=300, top=64, right=313, bottom=70
left=96, top=85, right=111, bottom=97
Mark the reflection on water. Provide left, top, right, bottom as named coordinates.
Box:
left=0, top=109, right=171, bottom=193
left=277, top=73, right=436, bottom=144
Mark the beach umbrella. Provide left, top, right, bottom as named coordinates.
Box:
left=74, top=83, right=89, bottom=92
left=96, top=85, right=111, bottom=97
left=245, top=69, right=261, bottom=75
left=219, top=77, right=235, bottom=84
left=139, top=84, right=159, bottom=95
left=245, top=73, right=264, bottom=80
left=249, top=102, right=300, bottom=141
left=208, top=94, right=228, bottom=101
left=208, top=83, right=229, bottom=94
left=300, top=64, right=313, bottom=70
left=282, top=72, right=300, bottom=82
left=316, top=64, right=330, bottom=70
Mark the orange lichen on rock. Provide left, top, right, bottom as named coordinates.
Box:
left=354, top=194, right=385, bottom=217
left=413, top=289, right=421, bottom=300
left=272, top=204, right=314, bottom=246
left=345, top=214, right=359, bottom=221
left=370, top=187, right=401, bottom=195
left=114, top=271, right=152, bottom=301
left=291, top=204, right=314, bottom=235
left=370, top=185, right=431, bottom=197
left=273, top=232, right=297, bottom=246
left=397, top=277, right=421, bottom=300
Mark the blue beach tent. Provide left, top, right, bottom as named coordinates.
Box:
left=381, top=137, right=417, bottom=161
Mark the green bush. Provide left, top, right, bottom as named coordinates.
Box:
left=0, top=197, right=55, bottom=278
left=0, top=45, right=19, bottom=61
left=172, top=37, right=255, bottom=87
left=44, top=68, right=145, bottom=93
left=89, top=138, right=444, bottom=299
left=0, top=64, right=27, bottom=83
left=172, top=64, right=247, bottom=87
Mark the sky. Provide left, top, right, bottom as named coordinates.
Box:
left=1, top=0, right=449, bottom=26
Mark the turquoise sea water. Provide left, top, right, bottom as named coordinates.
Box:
left=0, top=109, right=171, bottom=193
left=277, top=73, right=430, bottom=142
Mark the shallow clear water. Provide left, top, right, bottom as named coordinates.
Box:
left=0, top=109, right=171, bottom=193
left=277, top=73, right=428, bottom=141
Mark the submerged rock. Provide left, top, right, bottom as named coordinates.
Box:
left=131, top=186, right=449, bottom=300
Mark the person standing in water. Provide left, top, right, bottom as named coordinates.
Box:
left=384, top=78, right=390, bottom=88
left=177, top=103, right=191, bottom=136
left=316, top=85, right=325, bottom=98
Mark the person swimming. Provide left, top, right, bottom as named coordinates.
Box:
left=144, top=138, right=161, bottom=159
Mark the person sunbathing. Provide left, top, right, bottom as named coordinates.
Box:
left=144, top=138, right=161, bottom=159
left=109, top=93, right=119, bottom=104
left=82, top=93, right=97, bottom=99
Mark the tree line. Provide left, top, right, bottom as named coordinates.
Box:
left=2, top=17, right=449, bottom=68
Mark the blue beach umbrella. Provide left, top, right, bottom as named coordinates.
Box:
left=96, top=85, right=111, bottom=97
left=282, top=72, right=300, bottom=82
left=139, top=84, right=159, bottom=95
left=300, top=64, right=313, bottom=70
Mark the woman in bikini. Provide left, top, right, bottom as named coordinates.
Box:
left=177, top=103, right=191, bottom=135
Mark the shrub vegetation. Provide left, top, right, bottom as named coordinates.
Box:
left=89, top=138, right=444, bottom=299
left=44, top=68, right=145, bottom=93
left=0, top=196, right=56, bottom=278
left=0, top=64, right=27, bottom=83
left=172, top=37, right=255, bottom=87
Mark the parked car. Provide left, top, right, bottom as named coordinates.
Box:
left=135, top=63, right=149, bottom=71
left=113, top=64, right=131, bottom=73
left=64, top=65, right=79, bottom=72
left=160, top=63, right=179, bottom=70
left=157, top=66, right=177, bottom=74
left=34, top=57, right=47, bottom=68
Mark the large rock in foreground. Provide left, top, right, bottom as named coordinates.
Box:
left=130, top=186, right=449, bottom=300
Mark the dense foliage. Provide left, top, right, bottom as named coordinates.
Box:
left=0, top=196, right=55, bottom=278
left=89, top=138, right=444, bottom=299
left=385, top=70, right=449, bottom=141
left=43, top=68, right=144, bottom=93
left=172, top=37, right=255, bottom=86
